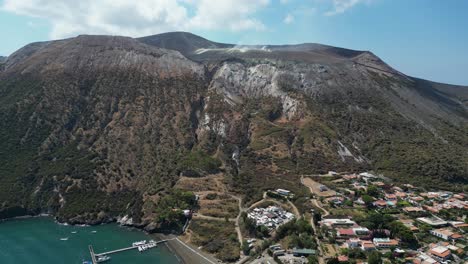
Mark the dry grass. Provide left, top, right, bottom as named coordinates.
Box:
left=175, top=174, right=226, bottom=193
left=303, top=177, right=336, bottom=197
left=198, top=195, right=239, bottom=218
left=175, top=174, right=239, bottom=219
left=324, top=243, right=338, bottom=257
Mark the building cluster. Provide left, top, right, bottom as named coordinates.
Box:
left=247, top=206, right=295, bottom=229
left=312, top=171, right=467, bottom=263
left=320, top=217, right=400, bottom=252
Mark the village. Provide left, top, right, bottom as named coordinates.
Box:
left=241, top=172, right=467, bottom=264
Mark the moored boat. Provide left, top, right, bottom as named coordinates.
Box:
left=96, top=255, right=111, bottom=263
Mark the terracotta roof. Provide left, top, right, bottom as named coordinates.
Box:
left=337, top=228, right=355, bottom=236
left=338, top=255, right=349, bottom=262
left=404, top=207, right=424, bottom=212
left=361, top=241, right=376, bottom=248
left=374, top=200, right=387, bottom=206
left=430, top=246, right=451, bottom=258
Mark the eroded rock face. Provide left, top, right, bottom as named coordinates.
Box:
left=209, top=62, right=299, bottom=119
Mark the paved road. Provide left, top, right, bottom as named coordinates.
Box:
left=156, top=234, right=220, bottom=264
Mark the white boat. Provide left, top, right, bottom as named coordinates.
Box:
left=71, top=231, right=77, bottom=234
left=138, top=246, right=143, bottom=252
left=91, top=231, right=97, bottom=233
left=132, top=240, right=146, bottom=247
left=96, top=255, right=111, bottom=263
left=60, top=237, right=69, bottom=241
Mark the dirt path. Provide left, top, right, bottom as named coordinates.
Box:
left=301, top=175, right=327, bottom=264
left=231, top=194, right=245, bottom=246
left=312, top=198, right=329, bottom=217
left=192, top=213, right=236, bottom=222
left=309, top=216, right=325, bottom=264
left=287, top=200, right=300, bottom=217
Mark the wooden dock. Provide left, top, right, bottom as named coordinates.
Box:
left=88, top=239, right=168, bottom=262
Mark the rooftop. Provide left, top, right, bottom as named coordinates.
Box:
left=417, top=216, right=448, bottom=226
left=429, top=246, right=451, bottom=258
left=292, top=248, right=316, bottom=255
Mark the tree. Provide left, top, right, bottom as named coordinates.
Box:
left=308, top=255, right=319, bottom=264
left=361, top=195, right=374, bottom=207
left=367, top=185, right=380, bottom=197
left=367, top=251, right=382, bottom=264
left=344, top=200, right=354, bottom=207
left=241, top=240, right=250, bottom=255
left=327, top=258, right=340, bottom=264
left=313, top=211, right=322, bottom=225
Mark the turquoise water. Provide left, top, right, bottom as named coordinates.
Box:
left=0, top=217, right=179, bottom=264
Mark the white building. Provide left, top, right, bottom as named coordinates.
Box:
left=276, top=189, right=291, bottom=196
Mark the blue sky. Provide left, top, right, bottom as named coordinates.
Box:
left=1, top=0, right=467, bottom=85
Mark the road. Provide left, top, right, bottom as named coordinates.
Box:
left=232, top=195, right=246, bottom=246
left=192, top=213, right=236, bottom=222
left=249, top=250, right=276, bottom=264
left=311, top=198, right=329, bottom=217
left=301, top=175, right=326, bottom=264
left=156, top=234, right=220, bottom=264
left=247, top=192, right=300, bottom=219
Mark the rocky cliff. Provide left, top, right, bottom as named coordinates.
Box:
left=0, top=32, right=466, bottom=227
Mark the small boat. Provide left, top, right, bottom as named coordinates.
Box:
left=71, top=231, right=77, bottom=234
left=91, top=231, right=97, bottom=233
left=82, top=261, right=92, bottom=264
left=60, top=237, right=69, bottom=241
left=132, top=240, right=146, bottom=247
left=96, top=255, right=111, bottom=263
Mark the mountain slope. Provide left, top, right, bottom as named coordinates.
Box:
left=0, top=33, right=467, bottom=228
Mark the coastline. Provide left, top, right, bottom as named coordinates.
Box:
left=152, top=233, right=220, bottom=264
left=0, top=214, right=220, bottom=264
left=0, top=213, right=50, bottom=222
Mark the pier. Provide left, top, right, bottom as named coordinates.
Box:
left=88, top=239, right=169, bottom=263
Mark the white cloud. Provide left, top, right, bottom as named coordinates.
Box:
left=188, top=0, right=269, bottom=31
left=2, top=0, right=270, bottom=39
left=325, top=0, right=370, bottom=16
left=283, top=13, right=294, bottom=24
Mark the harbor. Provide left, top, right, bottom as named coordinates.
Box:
left=88, top=239, right=171, bottom=263
left=0, top=217, right=179, bottom=264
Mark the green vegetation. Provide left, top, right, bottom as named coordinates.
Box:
left=367, top=251, right=382, bottom=264
left=205, top=193, right=218, bottom=200
left=154, top=189, right=196, bottom=229
left=241, top=212, right=270, bottom=238
left=179, top=150, right=222, bottom=176
left=190, top=219, right=240, bottom=262
left=355, top=212, right=419, bottom=248
left=275, top=218, right=317, bottom=249
left=266, top=191, right=287, bottom=201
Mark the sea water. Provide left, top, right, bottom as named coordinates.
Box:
left=0, top=217, right=179, bottom=264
